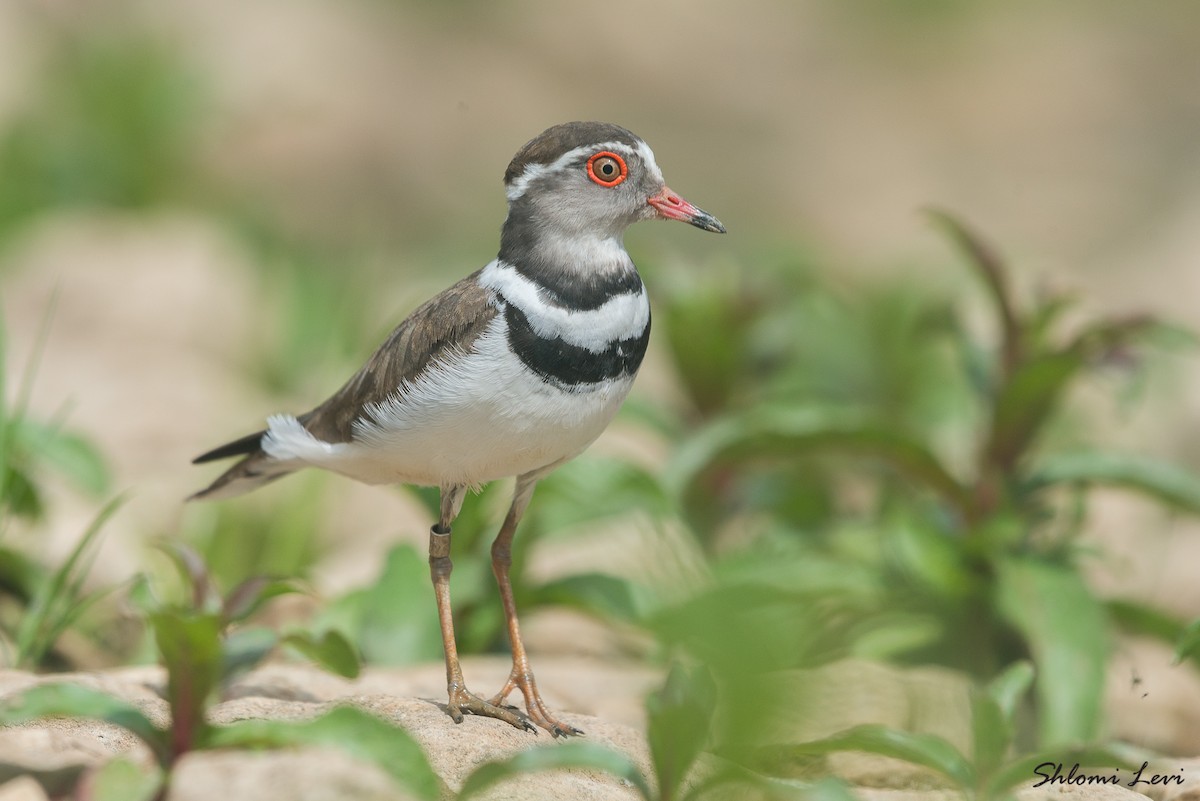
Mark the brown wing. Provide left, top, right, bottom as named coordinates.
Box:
left=299, top=271, right=498, bottom=444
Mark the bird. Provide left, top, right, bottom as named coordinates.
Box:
left=190, top=121, right=725, bottom=737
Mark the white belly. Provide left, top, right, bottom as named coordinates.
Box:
left=260, top=318, right=636, bottom=487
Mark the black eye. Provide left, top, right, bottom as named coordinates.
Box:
left=586, top=151, right=628, bottom=187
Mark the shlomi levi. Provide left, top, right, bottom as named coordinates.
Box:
left=1032, top=761, right=1184, bottom=789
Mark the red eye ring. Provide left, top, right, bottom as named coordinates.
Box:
left=586, top=151, right=628, bottom=187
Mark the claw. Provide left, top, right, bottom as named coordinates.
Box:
left=446, top=686, right=539, bottom=734
left=488, top=669, right=582, bottom=737
left=550, top=722, right=584, bottom=739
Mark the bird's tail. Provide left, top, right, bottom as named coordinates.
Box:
left=189, top=430, right=295, bottom=501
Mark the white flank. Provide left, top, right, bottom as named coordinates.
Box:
left=479, top=260, right=649, bottom=352
left=263, top=317, right=635, bottom=488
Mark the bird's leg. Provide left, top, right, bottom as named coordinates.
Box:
left=429, top=485, right=535, bottom=733
left=487, top=474, right=583, bottom=737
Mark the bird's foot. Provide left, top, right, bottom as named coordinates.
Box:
left=444, top=686, right=538, bottom=734
left=490, top=670, right=583, bottom=738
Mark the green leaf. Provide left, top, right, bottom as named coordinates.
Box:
left=90, top=756, right=162, bottom=801
left=928, top=210, right=1025, bottom=387
left=681, top=763, right=856, bottom=801
left=986, top=746, right=1140, bottom=798
left=0, top=683, right=168, bottom=766
left=886, top=516, right=974, bottom=599
left=659, top=278, right=760, bottom=416
left=222, top=577, right=306, bottom=625
left=154, top=541, right=216, bottom=612
left=970, top=689, right=1010, bottom=780
left=126, top=573, right=160, bottom=616
left=1028, top=452, right=1200, bottom=516
left=848, top=615, right=942, bottom=661
left=221, top=626, right=279, bottom=684
left=793, top=776, right=863, bottom=801
left=150, top=610, right=223, bottom=757
left=1174, top=619, right=1200, bottom=665
left=985, top=351, right=1081, bottom=470
left=205, top=705, right=441, bottom=801
left=529, top=573, right=643, bottom=624
left=667, top=406, right=971, bottom=518
left=351, top=543, right=445, bottom=665
left=986, top=660, right=1034, bottom=724
left=1, top=465, right=44, bottom=519
left=0, top=544, right=41, bottom=602
left=1106, top=599, right=1184, bottom=644
left=647, top=663, right=717, bottom=801
left=785, top=725, right=974, bottom=789
left=535, top=457, right=672, bottom=530
left=282, top=629, right=361, bottom=679
left=996, top=557, right=1109, bottom=746
left=13, top=419, right=110, bottom=496
left=14, top=494, right=125, bottom=667
left=457, top=740, right=652, bottom=801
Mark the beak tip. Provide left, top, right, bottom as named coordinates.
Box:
left=691, top=213, right=726, bottom=234
left=648, top=189, right=726, bottom=234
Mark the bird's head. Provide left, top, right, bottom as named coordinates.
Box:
left=501, top=121, right=726, bottom=244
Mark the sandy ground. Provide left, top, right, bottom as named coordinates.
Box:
left=2, top=658, right=1193, bottom=800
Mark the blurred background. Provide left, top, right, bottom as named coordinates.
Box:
left=3, top=0, right=1200, bottom=778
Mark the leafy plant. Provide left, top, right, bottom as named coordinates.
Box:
left=0, top=544, right=382, bottom=800
left=0, top=684, right=440, bottom=801
left=0, top=23, right=204, bottom=241
left=0, top=312, right=117, bottom=668
left=654, top=212, right=1200, bottom=750
left=766, top=662, right=1145, bottom=801
left=5, top=497, right=125, bottom=669
left=181, top=475, right=330, bottom=593
left=138, top=542, right=360, bottom=685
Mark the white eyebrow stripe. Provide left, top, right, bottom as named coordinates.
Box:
left=505, top=140, right=660, bottom=201
left=633, top=140, right=664, bottom=185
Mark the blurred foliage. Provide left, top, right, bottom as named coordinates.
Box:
left=769, top=662, right=1146, bottom=801
left=4, top=543, right=375, bottom=799
left=0, top=314, right=120, bottom=669
left=0, top=23, right=204, bottom=243
left=4, top=497, right=125, bottom=671
left=180, top=473, right=329, bottom=593
left=133, top=541, right=359, bottom=686
left=645, top=213, right=1200, bottom=755
left=227, top=220, right=393, bottom=398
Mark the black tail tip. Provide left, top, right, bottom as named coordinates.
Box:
left=192, top=430, right=266, bottom=464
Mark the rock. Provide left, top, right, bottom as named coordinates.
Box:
left=170, top=749, right=411, bottom=801
left=1015, top=779, right=1155, bottom=800
left=0, top=777, right=50, bottom=801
